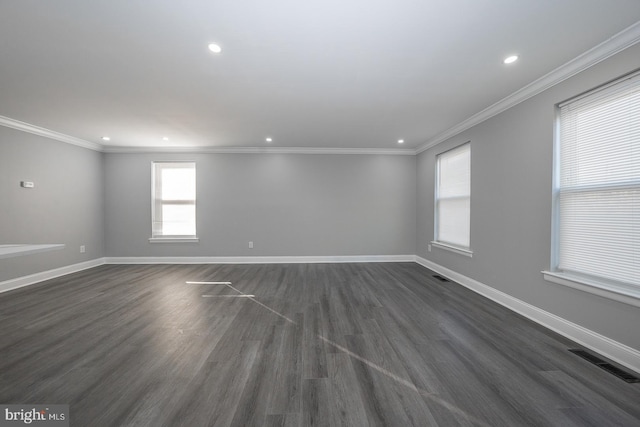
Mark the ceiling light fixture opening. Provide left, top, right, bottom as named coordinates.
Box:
left=397, top=139, right=404, bottom=144
left=101, top=136, right=111, bottom=141
left=162, top=137, right=169, bottom=141
left=265, top=137, right=273, bottom=142
left=503, top=55, right=519, bottom=64
left=208, top=43, right=222, bottom=54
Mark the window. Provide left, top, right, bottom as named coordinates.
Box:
left=432, top=142, right=472, bottom=256
left=545, top=72, right=640, bottom=302
left=151, top=161, right=197, bottom=242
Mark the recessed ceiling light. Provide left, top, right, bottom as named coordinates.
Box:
left=397, top=139, right=404, bottom=144
left=265, top=137, right=273, bottom=142
left=101, top=136, right=110, bottom=141
left=162, top=137, right=169, bottom=141
left=503, top=55, right=519, bottom=64
left=208, top=43, right=222, bottom=53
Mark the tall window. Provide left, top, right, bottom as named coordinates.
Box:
left=152, top=162, right=197, bottom=239
left=551, top=72, right=639, bottom=294
left=433, top=142, right=471, bottom=256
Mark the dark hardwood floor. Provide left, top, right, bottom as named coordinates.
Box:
left=0, top=263, right=639, bottom=426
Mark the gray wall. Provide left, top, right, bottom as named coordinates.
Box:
left=0, top=127, right=104, bottom=282
left=105, top=153, right=416, bottom=257
left=417, top=43, right=640, bottom=351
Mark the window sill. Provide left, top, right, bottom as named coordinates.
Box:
left=430, top=241, right=473, bottom=258
left=149, top=237, right=199, bottom=243
left=542, top=271, right=640, bottom=308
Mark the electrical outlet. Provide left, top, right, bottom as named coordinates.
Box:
left=80, top=245, right=86, bottom=253
left=428, top=244, right=432, bottom=252
left=248, top=241, right=254, bottom=249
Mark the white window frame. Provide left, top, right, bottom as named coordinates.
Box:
left=149, top=161, right=199, bottom=243
left=431, top=142, right=473, bottom=257
left=543, top=71, right=640, bottom=308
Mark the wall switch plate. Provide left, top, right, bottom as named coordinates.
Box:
left=428, top=244, right=432, bottom=252
left=80, top=245, right=86, bottom=253
left=20, top=181, right=35, bottom=188
left=248, top=241, right=254, bottom=249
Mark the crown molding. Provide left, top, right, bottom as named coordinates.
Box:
left=416, top=20, right=640, bottom=154
left=0, top=116, right=414, bottom=155
left=0, top=115, right=415, bottom=155
left=0, top=115, right=103, bottom=152
left=101, top=145, right=417, bottom=155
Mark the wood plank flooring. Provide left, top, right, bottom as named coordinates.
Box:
left=0, top=263, right=639, bottom=426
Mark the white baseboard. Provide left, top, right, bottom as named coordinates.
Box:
left=105, top=254, right=415, bottom=264
left=414, top=256, right=640, bottom=375
left=0, top=258, right=106, bottom=294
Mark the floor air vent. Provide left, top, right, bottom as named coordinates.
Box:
left=432, top=274, right=450, bottom=282
left=569, top=349, right=640, bottom=383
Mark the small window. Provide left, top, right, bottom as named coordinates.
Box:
left=151, top=162, right=197, bottom=240
left=548, top=72, right=640, bottom=298
left=433, top=142, right=471, bottom=256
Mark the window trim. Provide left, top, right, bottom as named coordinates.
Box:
left=433, top=141, right=472, bottom=255
left=148, top=237, right=199, bottom=243
left=151, top=161, right=198, bottom=241
left=430, top=240, right=473, bottom=257
left=544, top=70, right=640, bottom=306
left=542, top=270, right=640, bottom=308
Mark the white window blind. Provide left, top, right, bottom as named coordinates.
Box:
left=435, top=143, right=471, bottom=250
left=152, top=162, right=196, bottom=237
left=555, top=73, right=640, bottom=289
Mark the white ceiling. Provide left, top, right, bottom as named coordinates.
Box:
left=1, top=1, right=640, bottom=151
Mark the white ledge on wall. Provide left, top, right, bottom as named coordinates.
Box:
left=0, top=244, right=65, bottom=259
left=430, top=241, right=473, bottom=258
left=542, top=271, right=640, bottom=309
left=148, top=237, right=200, bottom=243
